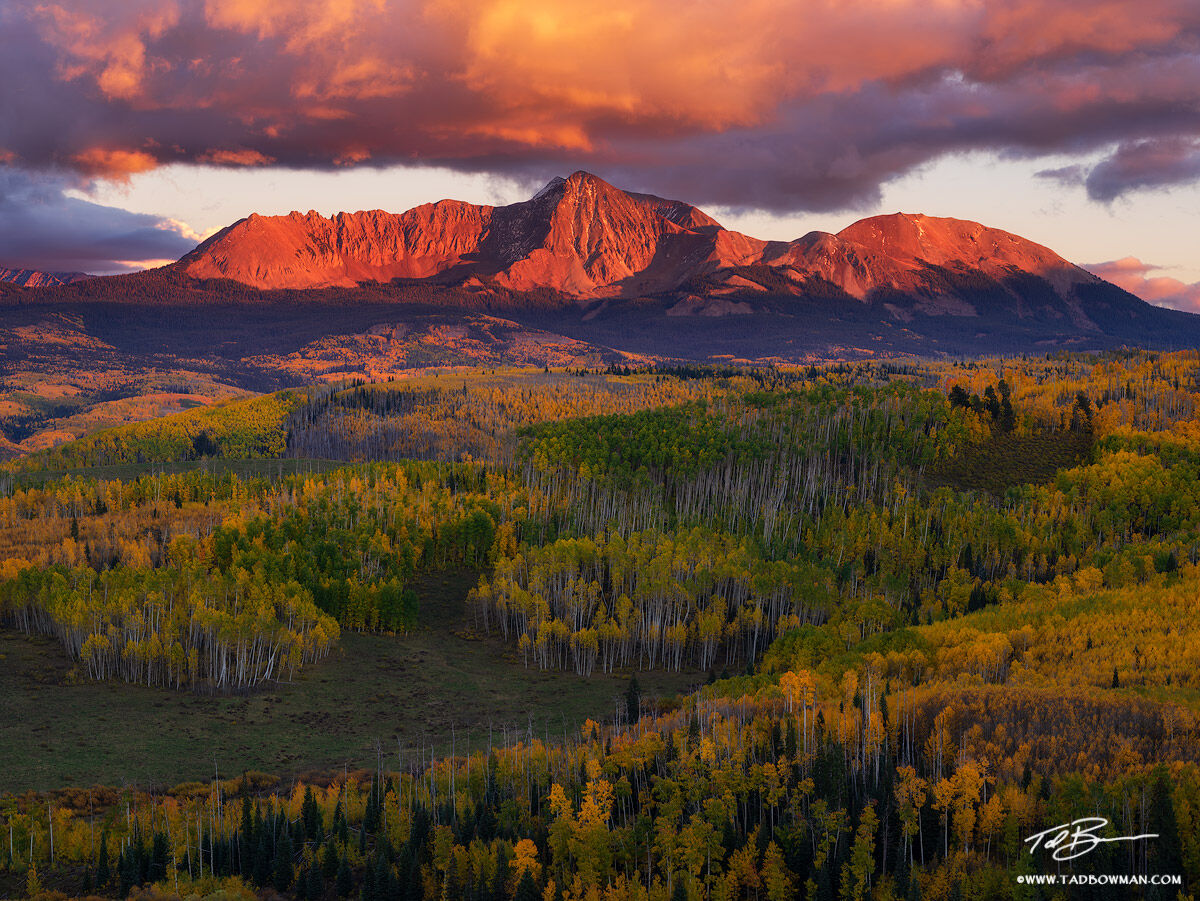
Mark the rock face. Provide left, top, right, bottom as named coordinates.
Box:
left=181, top=202, right=494, bottom=289
left=0, top=267, right=90, bottom=288
left=179, top=171, right=1105, bottom=316
left=181, top=171, right=764, bottom=295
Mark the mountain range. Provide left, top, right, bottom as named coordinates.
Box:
left=0, top=267, right=91, bottom=288
left=2, top=170, right=1199, bottom=379
left=180, top=170, right=1103, bottom=318
left=3, top=170, right=1199, bottom=457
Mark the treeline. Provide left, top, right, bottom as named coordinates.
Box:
left=283, top=371, right=728, bottom=465
left=518, top=383, right=972, bottom=546
left=0, top=462, right=529, bottom=688
left=208, top=465, right=511, bottom=630
left=7, top=392, right=300, bottom=472
left=0, top=562, right=338, bottom=692
left=466, top=360, right=1200, bottom=675
left=7, top=354, right=1200, bottom=689
left=473, top=528, right=835, bottom=675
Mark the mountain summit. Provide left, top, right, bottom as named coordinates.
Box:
left=181, top=171, right=762, bottom=296
left=178, top=171, right=1112, bottom=324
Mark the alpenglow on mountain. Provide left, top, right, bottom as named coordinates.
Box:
left=179, top=170, right=1115, bottom=324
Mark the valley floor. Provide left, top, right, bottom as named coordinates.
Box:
left=0, top=569, right=698, bottom=793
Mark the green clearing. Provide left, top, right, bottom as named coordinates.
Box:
left=3, top=457, right=348, bottom=490
left=924, top=430, right=1093, bottom=496
left=0, top=569, right=700, bottom=793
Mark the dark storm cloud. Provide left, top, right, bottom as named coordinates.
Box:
left=0, top=170, right=197, bottom=273
left=1083, top=139, right=1200, bottom=202
left=2, top=0, right=1200, bottom=215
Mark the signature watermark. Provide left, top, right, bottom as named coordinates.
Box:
left=1017, top=874, right=1183, bottom=887
left=1018, top=818, right=1180, bottom=888
left=1024, top=817, right=1158, bottom=862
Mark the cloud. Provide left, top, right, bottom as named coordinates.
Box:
left=2, top=0, right=1200, bottom=210
left=1086, top=256, right=1200, bottom=313
left=0, top=169, right=198, bottom=273
left=197, top=148, right=276, bottom=166
left=72, top=148, right=160, bottom=178
left=1082, top=138, right=1200, bottom=202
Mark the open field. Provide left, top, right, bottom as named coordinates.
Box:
left=0, top=569, right=700, bottom=793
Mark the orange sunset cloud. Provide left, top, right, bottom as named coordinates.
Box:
left=1, top=0, right=1199, bottom=209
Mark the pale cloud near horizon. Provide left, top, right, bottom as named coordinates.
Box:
left=1085, top=257, right=1200, bottom=313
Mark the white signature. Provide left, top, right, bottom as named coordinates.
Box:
left=1025, top=818, right=1158, bottom=861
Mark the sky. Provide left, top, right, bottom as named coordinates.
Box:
left=3, top=0, right=1200, bottom=310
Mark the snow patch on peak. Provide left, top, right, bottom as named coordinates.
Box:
left=533, top=177, right=567, bottom=201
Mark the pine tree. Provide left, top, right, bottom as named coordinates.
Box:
left=303, top=785, right=324, bottom=840
left=1148, top=767, right=1183, bottom=876
left=336, top=856, right=354, bottom=898
left=514, top=869, right=540, bottom=901
left=118, top=847, right=136, bottom=897
left=274, top=829, right=294, bottom=892
left=626, top=675, right=640, bottom=724
left=443, top=853, right=461, bottom=901
left=239, top=796, right=254, bottom=874
left=253, top=827, right=273, bottom=887
left=96, top=831, right=110, bottom=887
left=307, top=863, right=325, bottom=900
left=323, top=841, right=340, bottom=879
left=489, top=847, right=508, bottom=901
left=149, top=831, right=169, bottom=883
left=361, top=856, right=377, bottom=901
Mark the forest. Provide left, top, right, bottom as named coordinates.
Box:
left=2, top=351, right=1199, bottom=899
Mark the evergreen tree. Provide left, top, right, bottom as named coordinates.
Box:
left=274, top=829, right=294, bottom=892
left=252, top=827, right=273, bottom=887
left=303, top=785, right=324, bottom=840
left=366, top=776, right=385, bottom=834
left=626, top=675, right=640, bottom=724
left=375, top=854, right=396, bottom=901
left=117, top=848, right=135, bottom=898
left=323, top=841, right=341, bottom=879
left=336, top=856, right=354, bottom=898
left=96, top=831, right=110, bottom=887
left=239, top=796, right=254, bottom=874
left=443, top=854, right=461, bottom=901
left=361, top=856, right=377, bottom=901
left=489, top=847, right=509, bottom=901
left=149, top=831, right=169, bottom=883
left=1148, top=767, right=1183, bottom=876
left=307, top=863, right=326, bottom=900
left=514, top=869, right=540, bottom=901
